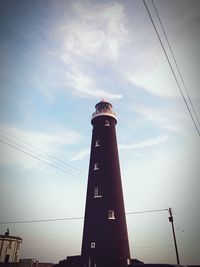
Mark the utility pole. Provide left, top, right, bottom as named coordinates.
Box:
left=168, top=207, right=180, bottom=264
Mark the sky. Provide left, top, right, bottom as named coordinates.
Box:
left=0, top=0, right=200, bottom=265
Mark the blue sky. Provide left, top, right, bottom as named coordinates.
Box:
left=0, top=0, right=200, bottom=265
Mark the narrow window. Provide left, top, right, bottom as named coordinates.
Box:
left=94, top=187, right=102, bottom=198
left=16, top=242, right=20, bottom=250
left=127, top=259, right=131, bottom=265
left=108, top=210, right=115, bottom=220
left=93, top=163, right=99, bottom=170
left=95, top=140, right=100, bottom=147
left=91, top=242, right=95, bottom=248
left=5, top=255, right=10, bottom=263
left=105, top=120, right=110, bottom=126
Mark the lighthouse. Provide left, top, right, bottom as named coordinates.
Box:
left=81, top=100, right=130, bottom=267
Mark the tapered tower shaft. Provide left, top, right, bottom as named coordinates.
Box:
left=81, top=100, right=130, bottom=267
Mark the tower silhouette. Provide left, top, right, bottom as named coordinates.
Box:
left=81, top=100, right=130, bottom=267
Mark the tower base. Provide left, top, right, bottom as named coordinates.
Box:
left=54, top=256, right=198, bottom=267
left=54, top=255, right=144, bottom=267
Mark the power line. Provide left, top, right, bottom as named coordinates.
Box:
left=142, top=0, right=200, bottom=136
left=0, top=138, right=85, bottom=182
left=134, top=244, right=173, bottom=249
left=151, top=0, right=200, bottom=129
left=0, top=217, right=84, bottom=224
left=134, top=240, right=200, bottom=249
left=126, top=208, right=168, bottom=215
left=0, top=133, right=85, bottom=181
left=0, top=128, right=85, bottom=177
left=0, top=208, right=168, bottom=224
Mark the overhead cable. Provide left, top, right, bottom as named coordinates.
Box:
left=0, top=138, right=85, bottom=182
left=0, top=208, right=168, bottom=224
left=0, top=217, right=84, bottom=224
left=151, top=0, right=200, bottom=129
left=0, top=128, right=85, bottom=176
left=143, top=0, right=200, bottom=136
left=126, top=208, right=168, bottom=215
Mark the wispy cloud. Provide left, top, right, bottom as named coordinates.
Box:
left=59, top=1, right=127, bottom=62
left=65, top=67, right=122, bottom=99
left=49, top=1, right=127, bottom=99
left=119, top=39, right=180, bottom=98
left=133, top=105, right=189, bottom=134
left=124, top=63, right=178, bottom=98
left=71, top=149, right=90, bottom=161
left=119, top=135, right=168, bottom=150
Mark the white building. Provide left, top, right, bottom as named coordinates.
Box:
left=0, top=229, right=22, bottom=262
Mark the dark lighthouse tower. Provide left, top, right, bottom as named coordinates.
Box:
left=81, top=100, right=130, bottom=267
